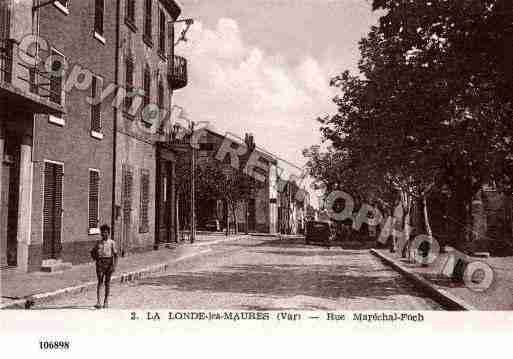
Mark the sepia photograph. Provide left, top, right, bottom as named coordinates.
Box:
left=1, top=1, right=513, bottom=349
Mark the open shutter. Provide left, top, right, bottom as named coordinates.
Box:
left=159, top=9, right=166, bottom=55
left=50, top=50, right=64, bottom=104
left=88, top=170, right=100, bottom=231
left=91, top=75, right=102, bottom=132
left=94, top=0, right=104, bottom=35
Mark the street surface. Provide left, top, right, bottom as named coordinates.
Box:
left=34, top=237, right=443, bottom=310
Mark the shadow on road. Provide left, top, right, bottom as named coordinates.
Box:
left=133, top=262, right=431, bottom=303
left=250, top=250, right=367, bottom=257
left=31, top=305, right=98, bottom=310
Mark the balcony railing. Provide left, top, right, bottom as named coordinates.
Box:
left=168, top=55, right=187, bottom=90
left=0, top=38, right=63, bottom=114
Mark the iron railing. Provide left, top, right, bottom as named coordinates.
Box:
left=0, top=38, right=62, bottom=105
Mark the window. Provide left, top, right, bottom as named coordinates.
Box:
left=158, top=9, right=166, bottom=56
left=49, top=49, right=65, bottom=105
left=157, top=79, right=164, bottom=110
left=139, top=169, right=150, bottom=233
left=90, top=75, right=103, bottom=138
left=88, top=169, right=100, bottom=234
left=143, top=0, right=152, bottom=46
left=124, top=57, right=134, bottom=113
left=94, top=0, right=105, bottom=40
left=125, top=0, right=136, bottom=29
left=143, top=65, right=151, bottom=110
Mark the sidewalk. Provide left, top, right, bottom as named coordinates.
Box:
left=0, top=234, right=248, bottom=309
left=371, top=248, right=513, bottom=310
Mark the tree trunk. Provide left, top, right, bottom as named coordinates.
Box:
left=225, top=198, right=230, bottom=236
left=423, top=195, right=433, bottom=241
left=231, top=201, right=238, bottom=234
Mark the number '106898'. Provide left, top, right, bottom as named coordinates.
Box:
left=39, top=340, right=70, bottom=350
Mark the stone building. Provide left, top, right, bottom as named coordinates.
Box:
left=0, top=0, right=187, bottom=271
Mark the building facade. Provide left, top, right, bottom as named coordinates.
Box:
left=0, top=0, right=187, bottom=272
left=1, top=0, right=115, bottom=271
left=112, top=0, right=184, bottom=256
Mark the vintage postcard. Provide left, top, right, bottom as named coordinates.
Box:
left=1, top=0, right=513, bottom=354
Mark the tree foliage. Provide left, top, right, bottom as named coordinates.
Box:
left=305, top=0, right=513, bottom=251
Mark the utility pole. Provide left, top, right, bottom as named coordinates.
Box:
left=190, top=121, right=196, bottom=243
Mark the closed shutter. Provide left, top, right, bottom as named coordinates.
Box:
left=43, top=162, right=63, bottom=259
left=88, top=170, right=100, bottom=231
left=122, top=164, right=133, bottom=218
left=139, top=169, right=150, bottom=233
left=0, top=1, right=10, bottom=41
left=91, top=75, right=102, bottom=132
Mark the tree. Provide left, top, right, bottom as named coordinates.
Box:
left=306, top=0, right=513, bottom=253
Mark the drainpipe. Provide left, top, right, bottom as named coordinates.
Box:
left=111, top=0, right=120, bottom=244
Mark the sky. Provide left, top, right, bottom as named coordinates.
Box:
left=173, top=0, right=382, bottom=170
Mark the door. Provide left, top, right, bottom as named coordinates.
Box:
left=42, top=161, right=63, bottom=260
left=121, top=164, right=133, bottom=256
left=157, top=160, right=175, bottom=244
left=1, top=160, right=19, bottom=267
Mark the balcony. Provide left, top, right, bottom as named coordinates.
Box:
left=0, top=39, right=64, bottom=115
left=168, top=55, right=187, bottom=90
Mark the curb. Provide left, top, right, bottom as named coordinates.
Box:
left=1, top=248, right=212, bottom=310
left=370, top=249, right=477, bottom=311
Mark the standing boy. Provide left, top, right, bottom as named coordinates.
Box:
left=91, top=224, right=118, bottom=309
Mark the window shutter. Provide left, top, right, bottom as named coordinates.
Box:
left=122, top=164, right=133, bottom=218
left=50, top=50, right=64, bottom=104
left=88, top=170, right=100, bottom=230
left=159, top=9, right=166, bottom=54
left=139, top=169, right=150, bottom=233
left=54, top=164, right=63, bottom=258
left=144, top=0, right=152, bottom=41
left=43, top=163, right=56, bottom=256
left=94, top=0, right=104, bottom=35
left=125, top=58, right=134, bottom=112
left=43, top=162, right=63, bottom=257
left=143, top=65, right=151, bottom=108
left=91, top=75, right=102, bottom=132
left=126, top=0, right=135, bottom=23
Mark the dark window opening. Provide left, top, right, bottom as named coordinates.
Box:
left=94, top=0, right=104, bottom=36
